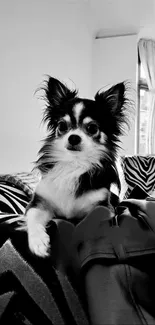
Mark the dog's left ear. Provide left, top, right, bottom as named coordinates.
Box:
left=95, top=82, right=129, bottom=136
left=95, top=82, right=130, bottom=136
left=95, top=82, right=126, bottom=115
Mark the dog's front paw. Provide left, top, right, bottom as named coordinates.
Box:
left=28, top=225, right=50, bottom=257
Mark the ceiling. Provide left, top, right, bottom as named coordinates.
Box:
left=86, top=0, right=155, bottom=38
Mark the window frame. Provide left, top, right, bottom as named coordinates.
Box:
left=136, top=49, right=149, bottom=154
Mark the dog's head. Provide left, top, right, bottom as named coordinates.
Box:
left=36, top=77, right=129, bottom=174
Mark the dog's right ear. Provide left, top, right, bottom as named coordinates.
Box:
left=44, top=76, right=77, bottom=108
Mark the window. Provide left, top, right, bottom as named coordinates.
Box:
left=137, top=51, right=150, bottom=154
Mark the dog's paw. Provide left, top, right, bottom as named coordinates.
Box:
left=28, top=225, right=50, bottom=257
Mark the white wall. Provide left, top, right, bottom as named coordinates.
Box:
left=92, top=35, right=137, bottom=156
left=0, top=0, right=92, bottom=173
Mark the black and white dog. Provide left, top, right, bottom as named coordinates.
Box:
left=25, top=76, right=129, bottom=257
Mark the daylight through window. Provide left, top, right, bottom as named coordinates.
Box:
left=137, top=52, right=150, bottom=154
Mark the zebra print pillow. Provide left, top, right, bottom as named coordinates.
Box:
left=0, top=178, right=31, bottom=214
left=121, top=156, right=155, bottom=198
left=0, top=171, right=40, bottom=216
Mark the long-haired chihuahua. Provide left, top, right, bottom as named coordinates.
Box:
left=25, top=76, right=130, bottom=257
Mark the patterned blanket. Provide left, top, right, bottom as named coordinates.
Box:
left=0, top=215, right=89, bottom=325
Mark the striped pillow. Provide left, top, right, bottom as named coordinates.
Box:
left=1, top=171, right=40, bottom=196
left=0, top=179, right=31, bottom=214
left=121, top=156, right=155, bottom=198
left=0, top=171, right=40, bottom=215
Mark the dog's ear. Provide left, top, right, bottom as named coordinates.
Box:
left=95, top=82, right=126, bottom=115
left=95, top=82, right=129, bottom=136
left=45, top=76, right=77, bottom=107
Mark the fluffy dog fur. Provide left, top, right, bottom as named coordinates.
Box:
left=25, top=76, right=130, bottom=257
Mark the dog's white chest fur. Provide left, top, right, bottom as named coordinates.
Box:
left=36, top=162, right=108, bottom=218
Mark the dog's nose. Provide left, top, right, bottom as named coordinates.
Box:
left=68, top=134, right=81, bottom=146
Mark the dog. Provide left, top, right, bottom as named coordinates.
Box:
left=25, top=76, right=129, bottom=257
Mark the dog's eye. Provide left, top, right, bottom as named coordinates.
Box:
left=86, top=123, right=99, bottom=135
left=57, top=121, right=68, bottom=133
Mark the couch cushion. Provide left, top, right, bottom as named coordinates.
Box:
left=0, top=179, right=31, bottom=214
left=121, top=156, right=155, bottom=198
left=1, top=171, right=40, bottom=195
left=0, top=171, right=40, bottom=215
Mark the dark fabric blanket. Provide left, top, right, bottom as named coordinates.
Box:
left=1, top=192, right=155, bottom=324
left=75, top=199, right=155, bottom=325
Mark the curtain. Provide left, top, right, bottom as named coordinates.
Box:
left=138, top=39, right=155, bottom=154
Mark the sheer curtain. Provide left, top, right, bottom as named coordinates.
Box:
left=138, top=38, right=155, bottom=154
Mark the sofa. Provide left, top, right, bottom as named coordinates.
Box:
left=0, top=155, right=155, bottom=323
left=1, top=155, right=155, bottom=217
